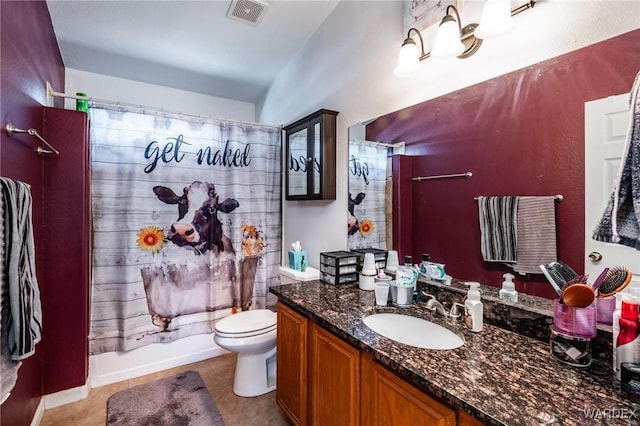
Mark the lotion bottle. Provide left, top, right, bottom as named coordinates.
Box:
left=615, top=284, right=640, bottom=374
left=464, top=282, right=483, bottom=332
left=499, top=273, right=518, bottom=303
left=613, top=292, right=624, bottom=374
left=616, top=291, right=640, bottom=380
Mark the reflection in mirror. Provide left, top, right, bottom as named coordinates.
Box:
left=347, top=125, right=404, bottom=251
left=313, top=122, right=320, bottom=195
left=288, top=128, right=308, bottom=197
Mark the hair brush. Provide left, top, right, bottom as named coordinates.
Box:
left=597, top=266, right=633, bottom=297
left=539, top=261, right=578, bottom=296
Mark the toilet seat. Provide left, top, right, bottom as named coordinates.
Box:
left=214, top=309, right=276, bottom=338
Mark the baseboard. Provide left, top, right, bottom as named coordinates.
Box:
left=35, top=335, right=227, bottom=411
left=89, top=334, right=228, bottom=388
left=43, top=379, right=91, bottom=409
left=29, top=397, right=45, bottom=426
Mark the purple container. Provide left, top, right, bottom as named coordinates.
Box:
left=553, top=299, right=597, bottom=338
left=596, top=296, right=616, bottom=325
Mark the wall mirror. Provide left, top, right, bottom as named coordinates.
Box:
left=345, top=32, right=639, bottom=299
left=347, top=123, right=402, bottom=251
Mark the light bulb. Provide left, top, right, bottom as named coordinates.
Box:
left=475, top=0, right=513, bottom=39
left=431, top=16, right=465, bottom=58
left=394, top=38, right=420, bottom=76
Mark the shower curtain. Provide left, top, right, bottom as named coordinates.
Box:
left=348, top=139, right=389, bottom=250
left=88, top=105, right=281, bottom=354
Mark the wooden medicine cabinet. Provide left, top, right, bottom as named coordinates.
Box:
left=284, top=109, right=338, bottom=200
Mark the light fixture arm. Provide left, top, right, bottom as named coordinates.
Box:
left=407, top=27, right=430, bottom=61
left=446, top=5, right=463, bottom=35
left=511, top=1, right=536, bottom=16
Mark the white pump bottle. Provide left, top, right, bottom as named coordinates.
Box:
left=464, top=282, right=483, bottom=332
left=499, top=273, right=518, bottom=303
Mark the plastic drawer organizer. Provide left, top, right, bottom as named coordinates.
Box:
left=320, top=251, right=358, bottom=285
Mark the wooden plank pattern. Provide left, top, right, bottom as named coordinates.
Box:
left=88, top=107, right=282, bottom=353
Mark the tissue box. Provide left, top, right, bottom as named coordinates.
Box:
left=288, top=250, right=307, bottom=270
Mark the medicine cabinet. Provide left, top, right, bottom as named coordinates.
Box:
left=284, top=109, right=338, bottom=200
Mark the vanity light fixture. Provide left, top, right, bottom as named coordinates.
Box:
left=394, top=0, right=536, bottom=76
left=431, top=5, right=475, bottom=59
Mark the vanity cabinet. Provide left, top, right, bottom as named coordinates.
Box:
left=276, top=302, right=308, bottom=426
left=276, top=301, right=484, bottom=426
left=310, top=322, right=360, bottom=425
left=284, top=109, right=338, bottom=200
left=361, top=352, right=455, bottom=426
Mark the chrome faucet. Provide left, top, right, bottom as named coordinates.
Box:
left=422, top=292, right=463, bottom=320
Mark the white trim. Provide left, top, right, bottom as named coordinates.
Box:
left=89, top=334, right=227, bottom=388
left=43, top=380, right=91, bottom=409
left=29, top=397, right=45, bottom=426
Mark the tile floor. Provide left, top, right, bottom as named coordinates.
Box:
left=40, top=353, right=290, bottom=426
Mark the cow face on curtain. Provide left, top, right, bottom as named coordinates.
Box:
left=89, top=106, right=281, bottom=354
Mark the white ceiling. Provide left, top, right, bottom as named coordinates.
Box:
left=46, top=0, right=340, bottom=104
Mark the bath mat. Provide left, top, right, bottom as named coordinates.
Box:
left=106, top=370, right=225, bottom=425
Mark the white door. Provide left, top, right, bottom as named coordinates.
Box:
left=585, top=93, right=640, bottom=286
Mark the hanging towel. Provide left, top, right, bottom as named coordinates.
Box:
left=593, top=71, right=640, bottom=250
left=0, top=178, right=42, bottom=361
left=512, top=196, right=557, bottom=274
left=478, top=196, right=519, bottom=262
left=0, top=179, right=20, bottom=404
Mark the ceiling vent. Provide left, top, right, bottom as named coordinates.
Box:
left=226, top=0, right=269, bottom=26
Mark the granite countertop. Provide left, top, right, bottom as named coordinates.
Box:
left=269, top=281, right=640, bottom=426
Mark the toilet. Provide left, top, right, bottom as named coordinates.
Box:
left=214, top=309, right=277, bottom=397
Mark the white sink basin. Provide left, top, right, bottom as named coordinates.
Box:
left=363, top=313, right=464, bottom=350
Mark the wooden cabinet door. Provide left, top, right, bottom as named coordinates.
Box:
left=361, top=352, right=456, bottom=426
left=276, top=302, right=309, bottom=426
left=309, top=322, right=360, bottom=426
left=457, top=410, right=485, bottom=426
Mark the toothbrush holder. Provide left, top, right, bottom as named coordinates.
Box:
left=596, top=296, right=616, bottom=325
left=553, top=299, right=597, bottom=338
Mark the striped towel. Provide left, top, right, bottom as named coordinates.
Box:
left=478, top=196, right=519, bottom=262
left=0, top=177, right=20, bottom=404
left=0, top=178, right=42, bottom=361
left=512, top=196, right=557, bottom=274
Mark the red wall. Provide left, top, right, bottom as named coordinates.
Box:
left=0, top=1, right=65, bottom=425
left=368, top=30, right=640, bottom=299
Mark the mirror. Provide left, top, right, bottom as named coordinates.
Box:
left=346, top=32, right=638, bottom=299
left=313, top=122, right=320, bottom=195
left=288, top=127, right=309, bottom=197
left=347, top=123, right=403, bottom=251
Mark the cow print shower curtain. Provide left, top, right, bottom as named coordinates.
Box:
left=88, top=105, right=281, bottom=354
left=347, top=139, right=389, bottom=250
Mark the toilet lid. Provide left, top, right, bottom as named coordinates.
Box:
left=215, top=309, right=276, bottom=336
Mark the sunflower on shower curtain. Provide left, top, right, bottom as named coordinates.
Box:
left=348, top=139, right=389, bottom=250
left=88, top=104, right=281, bottom=354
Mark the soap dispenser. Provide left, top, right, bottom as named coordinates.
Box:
left=499, top=273, right=518, bottom=303
left=464, top=282, right=483, bottom=332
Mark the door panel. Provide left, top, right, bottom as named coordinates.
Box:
left=585, top=93, right=640, bottom=284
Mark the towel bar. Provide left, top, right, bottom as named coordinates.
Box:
left=5, top=123, right=59, bottom=156
left=412, top=172, right=472, bottom=182
left=474, top=195, right=563, bottom=202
